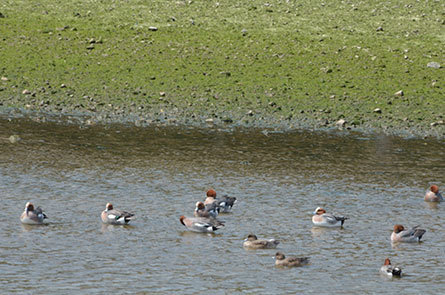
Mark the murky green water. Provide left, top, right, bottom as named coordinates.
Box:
left=1, top=117, right=444, bottom=294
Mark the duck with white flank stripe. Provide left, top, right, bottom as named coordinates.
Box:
left=101, top=203, right=135, bottom=225
left=179, top=215, right=224, bottom=233
left=380, top=258, right=402, bottom=277
left=312, top=207, right=348, bottom=227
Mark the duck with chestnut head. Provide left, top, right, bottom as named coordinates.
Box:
left=20, top=202, right=47, bottom=225
left=424, top=185, right=443, bottom=202
left=203, top=189, right=237, bottom=213
left=391, top=224, right=426, bottom=243
left=312, top=207, right=348, bottom=227
left=194, top=201, right=219, bottom=218
left=179, top=215, right=224, bottom=233
left=380, top=258, right=402, bottom=277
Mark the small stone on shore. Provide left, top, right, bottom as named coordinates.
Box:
left=394, top=90, right=404, bottom=97
left=9, top=135, right=21, bottom=143
left=336, top=119, right=347, bottom=127
left=431, top=120, right=444, bottom=127
left=427, top=62, right=440, bottom=69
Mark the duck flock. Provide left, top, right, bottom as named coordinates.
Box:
left=20, top=185, right=442, bottom=276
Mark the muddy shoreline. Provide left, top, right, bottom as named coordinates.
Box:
left=1, top=105, right=444, bottom=140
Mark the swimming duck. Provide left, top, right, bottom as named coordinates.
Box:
left=380, top=258, right=402, bottom=277
left=243, top=234, right=279, bottom=249
left=424, top=185, right=443, bottom=202
left=391, top=225, right=426, bottom=243
left=312, top=207, right=348, bottom=227
left=217, top=194, right=237, bottom=212
left=101, top=203, right=135, bottom=225
left=194, top=201, right=219, bottom=218
left=179, top=215, right=224, bottom=233
left=20, top=202, right=47, bottom=225
left=204, top=189, right=218, bottom=206
left=204, top=189, right=237, bottom=213
left=274, top=252, right=310, bottom=267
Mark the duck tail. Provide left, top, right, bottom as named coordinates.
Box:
left=392, top=267, right=402, bottom=276
left=124, top=213, right=135, bottom=222
left=414, top=229, right=426, bottom=241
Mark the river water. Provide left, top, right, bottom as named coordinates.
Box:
left=0, top=117, right=444, bottom=294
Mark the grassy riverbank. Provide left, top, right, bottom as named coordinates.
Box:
left=0, top=0, right=444, bottom=137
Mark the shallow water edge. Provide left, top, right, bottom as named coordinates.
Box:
left=1, top=106, right=444, bottom=140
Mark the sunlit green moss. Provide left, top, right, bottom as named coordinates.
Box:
left=0, top=0, right=443, bottom=133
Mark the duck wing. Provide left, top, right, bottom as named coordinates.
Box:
left=107, top=209, right=134, bottom=221
left=35, top=207, right=48, bottom=219
left=288, top=257, right=310, bottom=265
left=188, top=217, right=220, bottom=232
left=205, top=202, right=220, bottom=217
left=217, top=195, right=237, bottom=212
left=323, top=213, right=340, bottom=224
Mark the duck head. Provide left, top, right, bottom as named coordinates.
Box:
left=245, top=234, right=258, bottom=242
left=275, top=252, right=285, bottom=260
left=206, top=189, right=216, bottom=199
left=431, top=185, right=439, bottom=194
left=393, top=224, right=404, bottom=233
left=195, top=202, right=205, bottom=211
left=25, top=202, right=34, bottom=212
left=105, top=203, right=113, bottom=211
left=313, top=207, right=326, bottom=215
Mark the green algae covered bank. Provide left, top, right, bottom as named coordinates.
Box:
left=0, top=0, right=444, bottom=137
